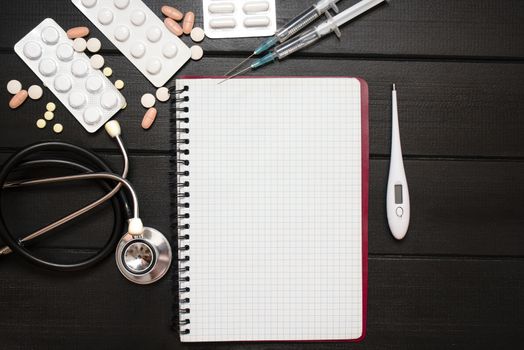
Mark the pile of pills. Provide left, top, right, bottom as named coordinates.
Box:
left=161, top=5, right=204, bottom=61
left=36, top=102, right=64, bottom=134
left=139, top=87, right=172, bottom=130
left=7, top=80, right=44, bottom=109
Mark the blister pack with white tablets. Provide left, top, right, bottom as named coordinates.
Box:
left=203, top=0, right=276, bottom=39
left=14, top=18, right=125, bottom=133
left=72, top=0, right=191, bottom=87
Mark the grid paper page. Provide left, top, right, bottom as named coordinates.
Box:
left=178, top=77, right=363, bottom=342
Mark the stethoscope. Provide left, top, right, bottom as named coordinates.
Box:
left=0, top=121, right=172, bottom=284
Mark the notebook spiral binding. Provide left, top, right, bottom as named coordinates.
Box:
left=170, top=85, right=191, bottom=335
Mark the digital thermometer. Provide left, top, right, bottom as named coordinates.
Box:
left=386, top=84, right=410, bottom=240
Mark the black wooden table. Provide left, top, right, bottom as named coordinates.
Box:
left=1, top=1, right=523, bottom=349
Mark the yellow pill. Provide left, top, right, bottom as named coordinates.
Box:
left=46, top=102, right=56, bottom=112
left=44, top=111, right=54, bottom=121
left=53, top=123, right=64, bottom=134
left=114, top=80, right=125, bottom=90
left=121, top=100, right=127, bottom=110
left=103, top=67, right=113, bottom=77
left=36, top=119, right=46, bottom=129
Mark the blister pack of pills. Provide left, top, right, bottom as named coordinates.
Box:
left=14, top=18, right=125, bottom=133
left=203, top=0, right=277, bottom=39
left=72, top=0, right=191, bottom=87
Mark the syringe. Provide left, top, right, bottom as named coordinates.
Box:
left=224, top=0, right=342, bottom=76
left=220, top=0, right=387, bottom=84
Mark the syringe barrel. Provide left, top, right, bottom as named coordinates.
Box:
left=276, top=6, right=320, bottom=43
left=274, top=28, right=320, bottom=60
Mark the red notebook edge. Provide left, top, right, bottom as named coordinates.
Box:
left=176, top=76, right=369, bottom=343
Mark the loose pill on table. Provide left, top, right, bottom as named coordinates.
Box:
left=164, top=18, right=183, bottom=37
left=7, top=80, right=22, bottom=95
left=141, top=107, right=157, bottom=130
left=90, top=54, right=105, bottom=69
left=244, top=16, right=270, bottom=27
left=209, top=18, right=236, bottom=29
left=103, top=67, right=113, bottom=77
left=121, top=100, right=127, bottom=110
left=190, top=27, right=205, bottom=43
left=9, top=90, right=28, bottom=109
left=190, top=45, right=204, bottom=61
left=36, top=118, right=47, bottom=129
left=141, top=93, right=156, bottom=108
left=182, top=11, right=195, bottom=35
left=46, top=102, right=56, bottom=112
left=243, top=1, right=270, bottom=14
left=44, top=111, right=54, bottom=121
left=66, top=26, right=90, bottom=39
left=161, top=5, right=183, bottom=21
left=114, top=80, right=125, bottom=90
left=53, top=123, right=64, bottom=134
left=156, top=87, right=170, bottom=102
left=73, top=38, right=87, bottom=52
left=28, top=85, right=43, bottom=100
left=86, top=37, right=101, bottom=53
left=208, top=2, right=235, bottom=13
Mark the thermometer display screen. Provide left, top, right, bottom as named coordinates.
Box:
left=395, top=185, right=403, bottom=204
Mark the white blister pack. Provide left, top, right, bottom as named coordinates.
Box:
left=14, top=18, right=125, bottom=133
left=203, top=0, right=276, bottom=39
left=72, top=0, right=191, bottom=87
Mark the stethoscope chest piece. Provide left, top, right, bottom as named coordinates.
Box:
left=116, top=227, right=172, bottom=285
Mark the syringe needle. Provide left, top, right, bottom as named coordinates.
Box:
left=224, top=52, right=255, bottom=76
left=218, top=66, right=253, bottom=85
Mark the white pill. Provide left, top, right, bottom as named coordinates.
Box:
left=86, top=38, right=102, bottom=53
left=130, top=42, right=146, bottom=58
left=86, top=76, right=103, bottom=92
left=190, top=45, right=204, bottom=61
left=162, top=43, right=178, bottom=58
left=7, top=80, right=22, bottom=95
left=36, top=119, right=46, bottom=129
left=114, top=0, right=130, bottom=9
left=98, top=8, right=114, bottom=25
left=28, top=85, right=43, bottom=100
left=141, top=93, right=156, bottom=108
left=90, top=54, right=105, bottom=69
left=146, top=26, right=162, bottom=42
left=244, top=16, right=270, bottom=27
left=39, top=58, right=57, bottom=76
left=23, top=41, right=42, bottom=60
left=101, top=92, right=119, bottom=110
left=146, top=59, right=162, bottom=75
left=73, top=38, right=87, bottom=52
left=53, top=123, right=64, bottom=134
left=41, top=26, right=60, bottom=45
left=208, top=2, right=235, bottom=13
left=114, top=25, right=130, bottom=42
left=130, top=10, right=146, bottom=26
left=156, top=87, right=170, bottom=102
left=243, top=1, right=270, bottom=14
left=71, top=59, right=89, bottom=77
left=83, top=107, right=101, bottom=125
left=68, top=91, right=87, bottom=109
left=209, top=18, right=237, bottom=29
left=81, top=0, right=97, bottom=8
left=56, top=43, right=74, bottom=61
left=190, top=27, right=205, bottom=43
left=54, top=75, right=72, bottom=93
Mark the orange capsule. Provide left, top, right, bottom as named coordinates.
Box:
left=182, top=11, right=195, bottom=35
left=161, top=5, right=183, bottom=21
left=142, top=107, right=158, bottom=130
left=164, top=18, right=183, bottom=37
left=9, top=90, right=28, bottom=109
left=66, top=26, right=90, bottom=39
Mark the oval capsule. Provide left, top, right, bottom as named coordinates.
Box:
left=182, top=11, right=195, bottom=35
left=244, top=16, right=270, bottom=27
left=209, top=18, right=236, bottom=29
left=243, top=1, right=270, bottom=14
left=161, top=5, right=183, bottom=21
left=141, top=107, right=157, bottom=130
left=9, top=90, right=28, bottom=109
left=164, top=18, right=183, bottom=36
left=66, top=26, right=90, bottom=39
left=208, top=2, right=235, bottom=13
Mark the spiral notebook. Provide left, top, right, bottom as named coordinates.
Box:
left=172, top=76, right=369, bottom=342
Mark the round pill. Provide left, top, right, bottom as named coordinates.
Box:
left=190, top=27, right=205, bottom=43
left=146, top=59, right=162, bottom=75
left=162, top=43, right=178, bottom=58
left=113, top=0, right=129, bottom=9
left=190, top=45, right=204, bottom=61
left=164, top=18, right=183, bottom=37
left=156, top=87, right=170, bottom=102
left=53, top=123, right=64, bottom=134
left=141, top=93, right=155, bottom=108
left=28, top=85, right=43, bottom=100
left=36, top=119, right=46, bottom=129
left=83, top=107, right=101, bottom=125
left=86, top=37, right=101, bottom=53
left=23, top=41, right=42, bottom=60
left=130, top=10, right=146, bottom=26
left=130, top=42, right=146, bottom=58
left=46, top=102, right=56, bottom=112
left=114, top=25, right=130, bottom=42
left=141, top=107, right=157, bottom=130
left=98, top=8, right=114, bottom=25
left=54, top=75, right=72, bottom=93
left=146, top=26, right=162, bottom=42
left=182, top=11, right=195, bottom=35
left=39, top=58, right=57, bottom=76
left=121, top=100, right=127, bottom=109
left=90, top=54, right=105, bottom=69
left=44, top=111, right=54, bottom=121
left=7, top=80, right=22, bottom=95
left=41, top=26, right=60, bottom=45
left=9, top=90, right=28, bottom=109
left=68, top=91, right=86, bottom=109
left=66, top=26, right=90, bottom=39
left=73, top=38, right=87, bottom=52
left=103, top=67, right=113, bottom=77
left=161, top=6, right=183, bottom=21
left=114, top=80, right=124, bottom=89
left=81, top=0, right=97, bottom=8
left=71, top=59, right=89, bottom=77
left=101, top=92, right=118, bottom=110
left=86, top=76, right=103, bottom=92
left=56, top=43, right=75, bottom=61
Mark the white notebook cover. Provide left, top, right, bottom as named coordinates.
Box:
left=174, top=77, right=369, bottom=342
